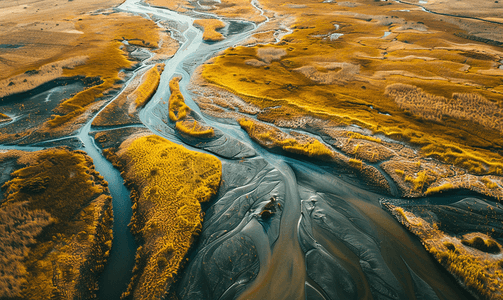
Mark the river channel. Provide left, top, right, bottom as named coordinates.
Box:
left=0, top=0, right=481, bottom=298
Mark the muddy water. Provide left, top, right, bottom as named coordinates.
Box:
left=115, top=2, right=474, bottom=299
left=0, top=0, right=478, bottom=299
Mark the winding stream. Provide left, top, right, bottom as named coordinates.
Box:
left=0, top=0, right=487, bottom=299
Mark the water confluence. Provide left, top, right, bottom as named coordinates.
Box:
left=0, top=0, right=477, bottom=299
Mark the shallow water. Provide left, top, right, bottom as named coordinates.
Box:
left=117, top=3, right=474, bottom=299
left=0, top=0, right=482, bottom=299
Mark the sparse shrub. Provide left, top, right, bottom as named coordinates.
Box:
left=157, top=257, right=168, bottom=269
left=385, top=83, right=503, bottom=134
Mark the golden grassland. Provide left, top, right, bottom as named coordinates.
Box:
left=424, top=183, right=454, bottom=196
left=131, top=64, right=165, bottom=110
left=193, top=19, right=226, bottom=42
left=386, top=84, right=503, bottom=134
left=199, top=0, right=503, bottom=176
left=175, top=119, right=215, bottom=138
left=47, top=14, right=161, bottom=127
left=236, top=117, right=391, bottom=191
left=0, top=0, right=122, bottom=83
left=168, top=77, right=190, bottom=122
left=92, top=62, right=174, bottom=127
left=238, top=118, right=334, bottom=159
left=0, top=4, right=164, bottom=143
left=104, top=134, right=221, bottom=299
left=168, top=77, right=215, bottom=138
left=386, top=203, right=503, bottom=300
left=0, top=149, right=112, bottom=299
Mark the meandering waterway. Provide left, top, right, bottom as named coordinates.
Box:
left=0, top=0, right=485, bottom=298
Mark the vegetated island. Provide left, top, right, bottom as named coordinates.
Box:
left=0, top=0, right=176, bottom=144
left=0, top=148, right=112, bottom=300
left=93, top=63, right=167, bottom=127
left=100, top=133, right=221, bottom=299
left=185, top=0, right=503, bottom=298
left=383, top=200, right=503, bottom=300
left=193, top=19, right=226, bottom=42
left=168, top=76, right=215, bottom=138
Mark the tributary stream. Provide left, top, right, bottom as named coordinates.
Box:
left=0, top=0, right=481, bottom=299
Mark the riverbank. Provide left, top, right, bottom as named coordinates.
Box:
left=0, top=148, right=113, bottom=299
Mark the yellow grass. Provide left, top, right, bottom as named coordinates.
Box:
left=116, top=135, right=221, bottom=299
left=405, top=171, right=429, bottom=192
left=421, top=143, right=503, bottom=175
left=394, top=207, right=410, bottom=223
left=46, top=14, right=161, bottom=127
left=193, top=19, right=225, bottom=42
left=349, top=158, right=363, bottom=168
left=239, top=118, right=334, bottom=159
left=425, top=183, right=454, bottom=195
left=0, top=202, right=53, bottom=298
left=346, top=132, right=381, bottom=143
left=168, top=77, right=190, bottom=122
left=175, top=120, right=215, bottom=138
left=132, top=64, right=165, bottom=109
left=430, top=247, right=503, bottom=299
left=200, top=5, right=503, bottom=176
left=0, top=149, right=112, bottom=299
left=168, top=76, right=215, bottom=138
left=481, top=177, right=498, bottom=189
left=388, top=202, right=503, bottom=299
left=461, top=236, right=500, bottom=254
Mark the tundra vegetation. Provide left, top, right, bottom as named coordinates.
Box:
left=199, top=0, right=503, bottom=177
left=0, top=8, right=165, bottom=144
left=168, top=77, right=215, bottom=138
left=103, top=134, right=221, bottom=299
left=0, top=149, right=112, bottom=300
left=238, top=118, right=334, bottom=159
left=131, top=64, right=165, bottom=111
left=188, top=1, right=503, bottom=298
left=386, top=203, right=503, bottom=300
left=193, top=19, right=226, bottom=42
